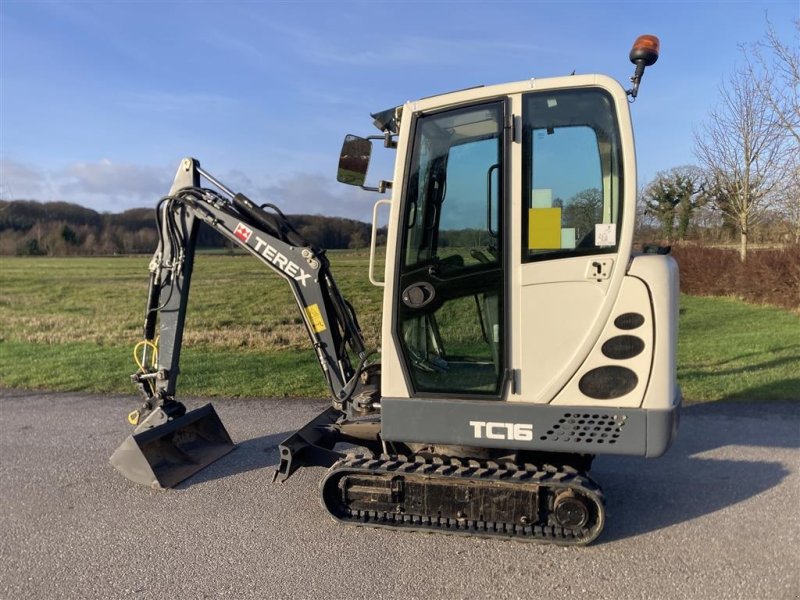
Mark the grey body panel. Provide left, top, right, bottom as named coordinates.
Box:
left=381, top=393, right=680, bottom=458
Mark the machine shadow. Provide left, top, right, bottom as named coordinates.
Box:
left=177, top=431, right=291, bottom=488
left=595, top=402, right=796, bottom=543
left=597, top=455, right=789, bottom=543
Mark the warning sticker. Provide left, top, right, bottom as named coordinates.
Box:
left=304, top=304, right=327, bottom=333
left=595, top=223, right=616, bottom=247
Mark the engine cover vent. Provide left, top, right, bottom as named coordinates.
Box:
left=614, top=312, right=645, bottom=330
left=539, top=412, right=627, bottom=445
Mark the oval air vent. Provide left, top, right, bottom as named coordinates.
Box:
left=614, top=312, right=645, bottom=330
left=579, top=366, right=638, bottom=400
left=602, top=335, right=645, bottom=360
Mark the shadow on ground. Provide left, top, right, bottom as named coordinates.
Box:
left=597, top=401, right=797, bottom=543
left=176, top=431, right=292, bottom=488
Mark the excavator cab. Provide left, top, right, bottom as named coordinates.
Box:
left=349, top=78, right=679, bottom=461
left=321, top=54, right=678, bottom=543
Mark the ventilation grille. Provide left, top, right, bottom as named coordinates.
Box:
left=539, top=412, right=627, bottom=445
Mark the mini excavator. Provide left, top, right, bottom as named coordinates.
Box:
left=112, top=35, right=680, bottom=545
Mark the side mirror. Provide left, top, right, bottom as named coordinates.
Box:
left=337, top=135, right=372, bottom=187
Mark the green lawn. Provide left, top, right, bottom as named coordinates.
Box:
left=1, top=254, right=797, bottom=402
left=677, top=295, right=799, bottom=401
left=0, top=252, right=381, bottom=399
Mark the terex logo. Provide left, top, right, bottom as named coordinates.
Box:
left=469, top=421, right=533, bottom=441
left=251, top=236, right=312, bottom=287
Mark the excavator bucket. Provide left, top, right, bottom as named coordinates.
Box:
left=110, top=404, right=235, bottom=489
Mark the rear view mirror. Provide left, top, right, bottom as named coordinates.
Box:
left=337, top=135, right=372, bottom=187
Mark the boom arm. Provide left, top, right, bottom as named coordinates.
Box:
left=132, top=158, right=371, bottom=422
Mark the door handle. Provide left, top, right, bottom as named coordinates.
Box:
left=586, top=258, right=613, bottom=281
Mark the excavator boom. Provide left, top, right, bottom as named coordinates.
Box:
left=112, top=159, right=375, bottom=488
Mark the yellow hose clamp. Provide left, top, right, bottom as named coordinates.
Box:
left=127, top=410, right=140, bottom=426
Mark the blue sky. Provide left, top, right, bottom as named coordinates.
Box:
left=1, top=1, right=797, bottom=220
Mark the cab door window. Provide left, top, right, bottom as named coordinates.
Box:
left=523, top=88, right=623, bottom=260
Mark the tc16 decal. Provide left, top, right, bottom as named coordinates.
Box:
left=469, top=421, right=534, bottom=441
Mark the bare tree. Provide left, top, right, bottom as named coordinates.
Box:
left=778, top=152, right=800, bottom=244
left=745, top=19, right=800, bottom=144
left=744, top=19, right=800, bottom=243
left=694, top=64, right=790, bottom=261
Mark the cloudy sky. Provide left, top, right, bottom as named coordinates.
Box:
left=1, top=1, right=797, bottom=220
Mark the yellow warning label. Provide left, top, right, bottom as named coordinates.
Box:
left=304, top=304, right=327, bottom=333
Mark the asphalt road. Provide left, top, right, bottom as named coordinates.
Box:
left=1, top=390, right=798, bottom=600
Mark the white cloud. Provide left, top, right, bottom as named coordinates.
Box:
left=1, top=158, right=173, bottom=211
left=203, top=32, right=271, bottom=71
left=229, top=10, right=550, bottom=70
left=116, top=91, right=239, bottom=113
left=2, top=157, right=379, bottom=220
left=297, top=34, right=550, bottom=68
left=222, top=169, right=257, bottom=191
left=261, top=173, right=378, bottom=221
left=0, top=159, right=51, bottom=199
left=59, top=159, right=173, bottom=204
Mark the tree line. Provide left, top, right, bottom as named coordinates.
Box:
left=0, top=199, right=379, bottom=256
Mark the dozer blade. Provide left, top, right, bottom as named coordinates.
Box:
left=110, top=404, right=235, bottom=489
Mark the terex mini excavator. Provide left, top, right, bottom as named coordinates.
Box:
left=111, top=36, right=680, bottom=545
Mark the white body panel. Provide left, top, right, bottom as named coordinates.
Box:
left=629, top=254, right=680, bottom=411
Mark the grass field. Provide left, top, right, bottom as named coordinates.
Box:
left=677, top=295, right=799, bottom=401
left=1, top=253, right=798, bottom=402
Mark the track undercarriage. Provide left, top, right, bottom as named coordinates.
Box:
left=275, top=398, right=606, bottom=546
left=320, top=454, right=605, bottom=545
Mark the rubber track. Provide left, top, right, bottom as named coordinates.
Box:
left=320, top=454, right=605, bottom=546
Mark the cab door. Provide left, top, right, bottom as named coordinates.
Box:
left=393, top=100, right=509, bottom=398
left=514, top=85, right=634, bottom=404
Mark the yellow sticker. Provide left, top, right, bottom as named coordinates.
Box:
left=304, top=304, right=327, bottom=333
left=528, top=207, right=562, bottom=250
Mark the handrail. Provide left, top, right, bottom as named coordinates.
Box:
left=369, top=199, right=392, bottom=287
